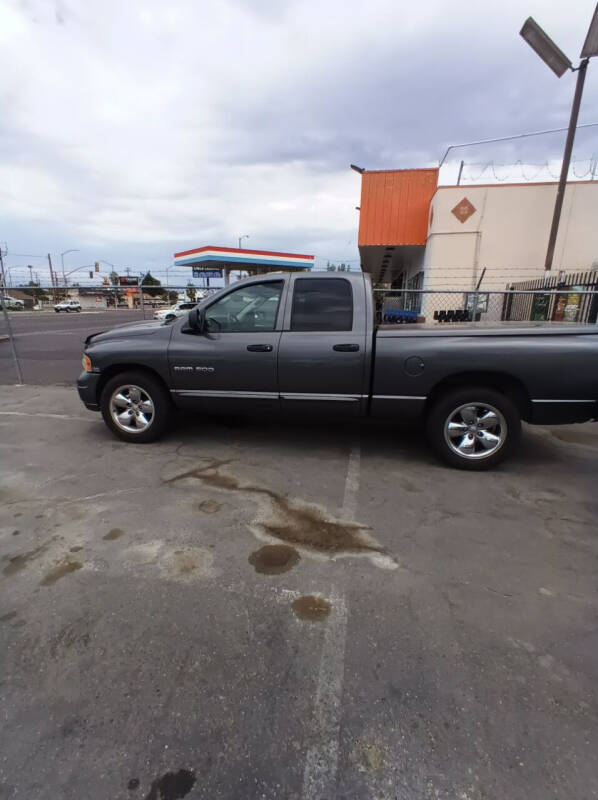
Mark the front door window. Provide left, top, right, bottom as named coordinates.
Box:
left=205, top=281, right=284, bottom=332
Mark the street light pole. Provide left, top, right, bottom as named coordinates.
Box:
left=520, top=6, right=598, bottom=270
left=544, top=58, right=589, bottom=270
left=238, top=235, right=249, bottom=249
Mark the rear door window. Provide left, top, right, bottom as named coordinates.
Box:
left=290, top=278, right=353, bottom=331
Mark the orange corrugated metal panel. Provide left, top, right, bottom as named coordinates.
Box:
left=358, top=168, right=439, bottom=246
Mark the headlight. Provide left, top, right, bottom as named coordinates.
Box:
left=82, top=354, right=92, bottom=372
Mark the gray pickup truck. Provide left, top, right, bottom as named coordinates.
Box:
left=77, top=271, right=598, bottom=469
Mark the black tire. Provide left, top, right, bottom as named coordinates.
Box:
left=55, top=309, right=60, bottom=313
left=76, top=308, right=81, bottom=312
left=100, top=370, right=171, bottom=443
left=426, top=386, right=521, bottom=470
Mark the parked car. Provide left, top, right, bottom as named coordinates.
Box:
left=153, top=301, right=197, bottom=322
left=77, top=272, right=598, bottom=469
left=55, top=299, right=82, bottom=313
left=1, top=295, right=25, bottom=310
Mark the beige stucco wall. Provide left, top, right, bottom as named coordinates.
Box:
left=423, top=181, right=598, bottom=293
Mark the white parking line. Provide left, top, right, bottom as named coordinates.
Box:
left=341, top=442, right=361, bottom=520
left=301, top=593, right=349, bottom=800
left=301, top=441, right=361, bottom=800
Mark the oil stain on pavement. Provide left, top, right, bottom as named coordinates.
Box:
left=143, top=768, right=196, bottom=800
left=197, top=498, right=221, bottom=514
left=163, top=458, right=396, bottom=568
left=292, top=595, right=331, bottom=621
left=249, top=544, right=300, bottom=574
left=103, top=527, right=124, bottom=540
left=39, top=556, right=82, bottom=586
left=2, top=542, right=49, bottom=577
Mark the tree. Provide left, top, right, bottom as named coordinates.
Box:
left=109, top=271, right=120, bottom=286
left=186, top=284, right=197, bottom=302
left=140, top=271, right=164, bottom=298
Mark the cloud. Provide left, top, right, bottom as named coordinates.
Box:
left=0, top=0, right=596, bottom=280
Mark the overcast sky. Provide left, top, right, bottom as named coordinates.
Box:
left=1, top=0, right=597, bottom=283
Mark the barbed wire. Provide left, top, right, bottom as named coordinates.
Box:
left=461, top=156, right=596, bottom=184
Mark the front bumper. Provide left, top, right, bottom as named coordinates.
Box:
left=77, top=370, right=102, bottom=411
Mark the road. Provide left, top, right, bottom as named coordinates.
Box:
left=1, top=383, right=598, bottom=799
left=0, top=310, right=145, bottom=384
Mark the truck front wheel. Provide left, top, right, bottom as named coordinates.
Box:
left=426, top=386, right=521, bottom=470
left=100, top=371, right=171, bottom=443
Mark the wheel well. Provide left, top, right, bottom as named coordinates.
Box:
left=425, top=371, right=531, bottom=420
left=96, top=364, right=170, bottom=405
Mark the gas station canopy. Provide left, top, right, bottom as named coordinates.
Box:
left=174, top=245, right=315, bottom=275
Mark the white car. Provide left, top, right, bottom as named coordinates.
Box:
left=153, top=301, right=197, bottom=322
left=54, top=299, right=82, bottom=313
left=1, top=295, right=25, bottom=310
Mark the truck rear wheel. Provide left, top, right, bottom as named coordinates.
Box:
left=100, top=371, right=171, bottom=443
left=426, top=386, right=521, bottom=470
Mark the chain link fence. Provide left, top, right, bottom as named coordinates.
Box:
left=2, top=281, right=598, bottom=385
left=375, top=289, right=598, bottom=326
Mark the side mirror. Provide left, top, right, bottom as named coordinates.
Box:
left=187, top=307, right=205, bottom=333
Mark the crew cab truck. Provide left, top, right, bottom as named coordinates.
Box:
left=77, top=272, right=598, bottom=470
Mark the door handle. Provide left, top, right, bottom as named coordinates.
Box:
left=333, top=343, right=360, bottom=352
left=247, top=344, right=273, bottom=352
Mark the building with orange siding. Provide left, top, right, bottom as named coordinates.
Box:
left=357, top=168, right=438, bottom=291
left=355, top=167, right=598, bottom=303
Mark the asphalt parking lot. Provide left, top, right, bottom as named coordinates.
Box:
left=1, top=377, right=598, bottom=799
left=0, top=310, right=145, bottom=385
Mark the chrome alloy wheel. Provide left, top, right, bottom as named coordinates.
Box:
left=443, top=402, right=507, bottom=460
left=109, top=384, right=155, bottom=434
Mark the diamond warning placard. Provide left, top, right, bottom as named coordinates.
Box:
left=451, top=197, right=476, bottom=223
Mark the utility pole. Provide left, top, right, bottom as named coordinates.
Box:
left=28, top=265, right=35, bottom=307
left=48, top=253, right=57, bottom=301
left=138, top=274, right=145, bottom=320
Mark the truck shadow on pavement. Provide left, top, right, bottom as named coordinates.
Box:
left=161, top=411, right=578, bottom=473
left=81, top=408, right=593, bottom=473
